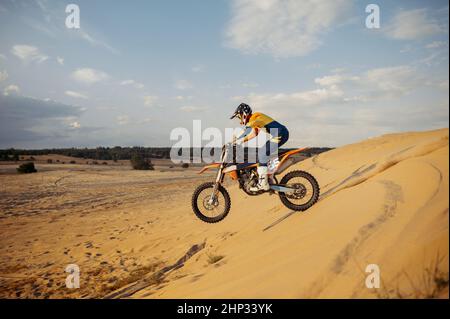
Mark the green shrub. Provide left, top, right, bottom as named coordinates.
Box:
left=70, top=160, right=76, bottom=164
left=17, top=162, right=37, bottom=174
left=181, top=163, right=189, bottom=169
left=130, top=153, right=154, bottom=170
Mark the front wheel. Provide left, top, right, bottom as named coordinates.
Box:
left=192, top=182, right=231, bottom=223
left=278, top=170, right=320, bottom=211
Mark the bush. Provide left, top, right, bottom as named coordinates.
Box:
left=181, top=163, right=189, bottom=169
left=70, top=160, right=76, bottom=164
left=92, top=161, right=99, bottom=165
left=17, top=162, right=37, bottom=174
left=102, top=162, right=108, bottom=165
left=47, top=159, right=53, bottom=164
left=130, top=153, right=154, bottom=170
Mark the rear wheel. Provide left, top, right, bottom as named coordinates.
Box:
left=278, top=170, right=320, bottom=211
left=191, top=182, right=231, bottom=223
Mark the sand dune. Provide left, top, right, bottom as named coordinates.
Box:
left=0, top=128, right=448, bottom=298
left=132, top=128, right=449, bottom=299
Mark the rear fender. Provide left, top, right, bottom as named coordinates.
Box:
left=274, top=147, right=309, bottom=175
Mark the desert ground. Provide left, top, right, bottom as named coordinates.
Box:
left=0, top=128, right=448, bottom=299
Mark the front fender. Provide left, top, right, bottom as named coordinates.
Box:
left=198, top=163, right=221, bottom=174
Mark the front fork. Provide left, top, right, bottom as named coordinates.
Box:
left=208, top=164, right=224, bottom=205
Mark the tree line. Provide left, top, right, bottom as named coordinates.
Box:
left=0, top=146, right=332, bottom=162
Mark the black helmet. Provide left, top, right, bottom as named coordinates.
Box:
left=230, top=103, right=252, bottom=120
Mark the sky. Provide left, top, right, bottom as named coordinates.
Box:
left=0, top=0, right=448, bottom=149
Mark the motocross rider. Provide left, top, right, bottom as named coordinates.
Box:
left=230, top=103, right=289, bottom=191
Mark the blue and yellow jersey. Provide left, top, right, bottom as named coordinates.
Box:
left=246, top=112, right=288, bottom=143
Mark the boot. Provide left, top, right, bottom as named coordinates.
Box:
left=250, top=166, right=270, bottom=192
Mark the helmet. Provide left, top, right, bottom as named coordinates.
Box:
left=230, top=103, right=252, bottom=124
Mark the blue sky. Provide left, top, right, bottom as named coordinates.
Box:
left=0, top=0, right=448, bottom=148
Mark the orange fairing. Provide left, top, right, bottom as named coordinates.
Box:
left=198, top=164, right=238, bottom=180
left=228, top=171, right=238, bottom=180
left=198, top=163, right=220, bottom=174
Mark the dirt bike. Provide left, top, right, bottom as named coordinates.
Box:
left=191, top=144, right=320, bottom=223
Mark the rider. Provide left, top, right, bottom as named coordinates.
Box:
left=230, top=103, right=289, bottom=191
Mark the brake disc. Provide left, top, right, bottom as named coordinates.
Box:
left=287, top=183, right=307, bottom=199
left=202, top=196, right=219, bottom=210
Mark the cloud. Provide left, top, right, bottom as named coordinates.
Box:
left=57, top=56, right=64, bottom=65
left=71, top=68, right=109, bottom=84
left=191, top=65, right=205, bottom=73
left=11, top=45, right=49, bottom=63
left=179, top=105, right=207, bottom=112
left=425, top=41, right=447, bottom=49
left=0, top=94, right=85, bottom=146
left=240, top=65, right=425, bottom=120
left=0, top=70, right=8, bottom=82
left=242, top=82, right=259, bottom=88
left=385, top=9, right=445, bottom=40
left=173, top=95, right=194, bottom=101
left=65, top=90, right=88, bottom=99
left=143, top=95, right=158, bottom=106
left=3, top=84, right=20, bottom=96
left=121, top=79, right=145, bottom=89
left=363, top=66, right=420, bottom=98
left=69, top=121, right=81, bottom=129
left=224, top=0, right=351, bottom=58
left=78, top=29, right=120, bottom=55
left=116, top=115, right=130, bottom=125
left=175, top=79, right=194, bottom=90
left=314, top=74, right=359, bottom=86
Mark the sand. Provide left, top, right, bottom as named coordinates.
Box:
left=0, top=128, right=448, bottom=298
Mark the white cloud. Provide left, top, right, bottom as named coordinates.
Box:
left=242, top=82, right=259, bottom=88
left=364, top=66, right=420, bottom=97
left=0, top=70, right=8, bottom=82
left=71, top=68, right=109, bottom=84
left=69, top=121, right=81, bottom=129
left=224, top=0, right=351, bottom=58
left=175, top=79, right=194, bottom=90
left=179, top=105, right=207, bottom=112
left=425, top=41, right=448, bottom=50
left=191, top=65, right=205, bottom=73
left=240, top=65, right=424, bottom=118
left=385, top=9, right=444, bottom=40
left=173, top=95, right=193, bottom=101
left=314, top=74, right=359, bottom=86
left=78, top=29, right=120, bottom=55
left=121, top=79, right=144, bottom=89
left=65, top=90, right=88, bottom=99
left=3, top=84, right=20, bottom=96
left=57, top=56, right=64, bottom=65
left=116, top=115, right=130, bottom=125
left=143, top=95, right=158, bottom=106
left=11, top=45, right=48, bottom=63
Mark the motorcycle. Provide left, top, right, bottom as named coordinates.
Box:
left=191, top=144, right=320, bottom=223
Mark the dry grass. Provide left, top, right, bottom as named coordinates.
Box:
left=376, top=252, right=449, bottom=299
